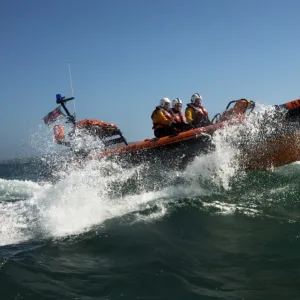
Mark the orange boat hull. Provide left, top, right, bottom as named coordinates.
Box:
left=242, top=132, right=300, bottom=170
left=71, top=115, right=300, bottom=172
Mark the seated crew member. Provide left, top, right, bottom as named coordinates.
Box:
left=170, top=98, right=192, bottom=131
left=185, top=93, right=210, bottom=127
left=151, top=97, right=177, bottom=138
left=220, top=98, right=251, bottom=122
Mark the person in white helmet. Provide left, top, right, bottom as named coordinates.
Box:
left=151, top=97, right=177, bottom=138
left=170, top=98, right=192, bottom=131
left=185, top=93, right=210, bottom=127
left=170, top=98, right=186, bottom=122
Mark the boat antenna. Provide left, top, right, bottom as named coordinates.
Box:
left=68, top=61, right=76, bottom=116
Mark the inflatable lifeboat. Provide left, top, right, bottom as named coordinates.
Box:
left=44, top=94, right=300, bottom=171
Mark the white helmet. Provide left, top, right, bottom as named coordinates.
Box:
left=172, top=98, right=183, bottom=108
left=191, top=93, right=203, bottom=103
left=160, top=97, right=171, bottom=107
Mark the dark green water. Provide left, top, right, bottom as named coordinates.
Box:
left=1, top=155, right=300, bottom=300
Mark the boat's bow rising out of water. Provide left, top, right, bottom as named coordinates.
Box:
left=43, top=94, right=300, bottom=170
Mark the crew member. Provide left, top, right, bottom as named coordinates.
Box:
left=171, top=98, right=192, bottom=131
left=185, top=93, right=210, bottom=127
left=151, top=97, right=175, bottom=138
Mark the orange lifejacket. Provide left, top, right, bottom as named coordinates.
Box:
left=170, top=108, right=186, bottom=123
left=187, top=103, right=208, bottom=117
left=151, top=106, right=174, bottom=129
left=53, top=124, right=65, bottom=143
left=186, top=103, right=208, bottom=125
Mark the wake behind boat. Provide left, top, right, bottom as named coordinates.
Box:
left=42, top=94, right=300, bottom=171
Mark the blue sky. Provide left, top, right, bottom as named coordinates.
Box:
left=1, top=0, right=300, bottom=160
